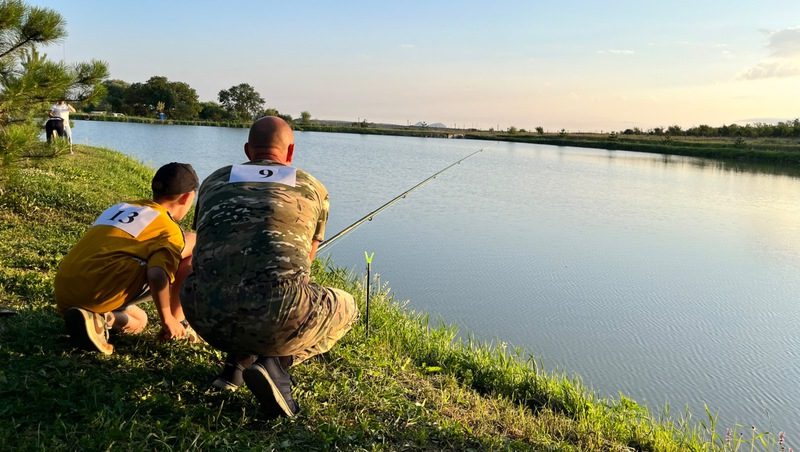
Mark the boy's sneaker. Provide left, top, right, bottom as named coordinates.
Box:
left=243, top=356, right=299, bottom=418
left=211, top=378, right=239, bottom=392
left=64, top=307, right=113, bottom=355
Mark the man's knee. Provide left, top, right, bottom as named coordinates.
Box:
left=330, top=287, right=359, bottom=325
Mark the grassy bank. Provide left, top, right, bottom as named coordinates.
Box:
left=464, top=132, right=800, bottom=165
left=0, top=147, right=772, bottom=450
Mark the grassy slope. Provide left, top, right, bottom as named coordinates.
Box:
left=0, top=147, right=739, bottom=451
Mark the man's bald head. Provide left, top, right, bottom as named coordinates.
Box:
left=244, top=116, right=295, bottom=164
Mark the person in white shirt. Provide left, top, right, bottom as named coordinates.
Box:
left=48, top=99, right=76, bottom=145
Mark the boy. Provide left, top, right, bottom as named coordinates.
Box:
left=55, top=162, right=200, bottom=354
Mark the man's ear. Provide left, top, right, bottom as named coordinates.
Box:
left=286, top=143, right=295, bottom=164
left=244, top=142, right=252, bottom=160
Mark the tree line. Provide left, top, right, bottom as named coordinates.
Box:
left=620, top=120, right=800, bottom=139
left=86, top=77, right=307, bottom=124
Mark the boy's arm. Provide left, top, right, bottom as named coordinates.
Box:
left=146, top=266, right=185, bottom=340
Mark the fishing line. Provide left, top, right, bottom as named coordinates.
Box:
left=318, top=148, right=483, bottom=253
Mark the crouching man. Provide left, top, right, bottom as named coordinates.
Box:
left=182, top=116, right=358, bottom=418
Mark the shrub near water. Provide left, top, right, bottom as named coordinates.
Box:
left=0, top=146, right=771, bottom=450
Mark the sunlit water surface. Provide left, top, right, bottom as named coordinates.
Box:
left=75, top=121, right=800, bottom=435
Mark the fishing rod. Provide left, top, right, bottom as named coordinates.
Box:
left=318, top=148, right=483, bottom=253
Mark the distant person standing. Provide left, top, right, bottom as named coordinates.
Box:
left=48, top=99, right=76, bottom=149
left=45, top=104, right=65, bottom=144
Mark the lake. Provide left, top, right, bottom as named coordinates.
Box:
left=74, top=120, right=800, bottom=435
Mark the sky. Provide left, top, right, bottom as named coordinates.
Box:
left=31, top=0, right=800, bottom=131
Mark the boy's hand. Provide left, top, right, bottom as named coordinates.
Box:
left=159, top=317, right=187, bottom=341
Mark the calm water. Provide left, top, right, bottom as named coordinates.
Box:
left=75, top=120, right=800, bottom=435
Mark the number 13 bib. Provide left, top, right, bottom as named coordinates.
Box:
left=92, top=203, right=161, bottom=237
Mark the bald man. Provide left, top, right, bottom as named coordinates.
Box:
left=182, top=116, right=357, bottom=418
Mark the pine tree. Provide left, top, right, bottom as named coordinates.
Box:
left=0, top=0, right=108, bottom=162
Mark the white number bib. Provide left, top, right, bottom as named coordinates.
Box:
left=228, top=165, right=297, bottom=187
left=93, top=203, right=160, bottom=237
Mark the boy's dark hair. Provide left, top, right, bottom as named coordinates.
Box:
left=152, top=162, right=199, bottom=199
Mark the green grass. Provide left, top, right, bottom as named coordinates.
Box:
left=0, top=146, right=782, bottom=450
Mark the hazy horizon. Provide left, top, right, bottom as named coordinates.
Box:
left=32, top=0, right=800, bottom=132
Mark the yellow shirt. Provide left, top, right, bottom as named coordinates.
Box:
left=55, top=200, right=185, bottom=313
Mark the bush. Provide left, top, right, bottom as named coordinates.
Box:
left=1, top=123, right=40, bottom=165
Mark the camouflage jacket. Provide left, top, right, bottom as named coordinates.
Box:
left=191, top=160, right=329, bottom=290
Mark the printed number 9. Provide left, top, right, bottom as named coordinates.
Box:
left=259, top=169, right=274, bottom=178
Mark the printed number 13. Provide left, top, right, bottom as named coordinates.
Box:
left=108, top=210, right=139, bottom=224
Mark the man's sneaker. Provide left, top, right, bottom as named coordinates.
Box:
left=64, top=307, right=113, bottom=355
left=243, top=356, right=299, bottom=418
left=211, top=353, right=256, bottom=391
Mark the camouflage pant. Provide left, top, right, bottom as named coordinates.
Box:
left=181, top=275, right=358, bottom=365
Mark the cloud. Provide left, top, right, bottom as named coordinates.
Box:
left=766, top=27, right=800, bottom=57
left=596, top=49, right=635, bottom=55
left=740, top=27, right=800, bottom=80
left=740, top=61, right=800, bottom=80
left=399, top=44, right=415, bottom=49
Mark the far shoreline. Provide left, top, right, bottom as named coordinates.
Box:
left=74, top=113, right=800, bottom=165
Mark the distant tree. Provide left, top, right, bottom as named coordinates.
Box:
left=666, top=125, right=682, bottom=135
left=0, top=0, right=108, bottom=161
left=82, top=78, right=129, bottom=113
left=100, top=79, right=129, bottom=113
left=257, top=107, right=292, bottom=124
left=507, top=126, right=518, bottom=134
left=125, top=76, right=200, bottom=120
left=773, top=121, right=793, bottom=137
left=687, top=124, right=713, bottom=137
left=168, top=81, right=201, bottom=119
left=535, top=126, right=544, bottom=134
left=198, top=101, right=234, bottom=121
left=559, top=128, right=567, bottom=136
left=300, top=111, right=311, bottom=123
left=218, top=83, right=264, bottom=121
